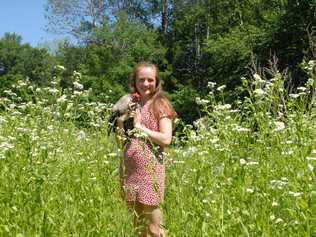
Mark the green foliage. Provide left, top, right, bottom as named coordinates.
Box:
left=204, top=25, right=267, bottom=95
left=2, top=0, right=316, bottom=126
left=260, top=0, right=316, bottom=84
left=0, top=58, right=315, bottom=236
left=0, top=33, right=53, bottom=90
left=0, top=2, right=315, bottom=236
left=88, top=14, right=166, bottom=81
left=81, top=74, right=125, bottom=104
left=170, top=85, right=200, bottom=124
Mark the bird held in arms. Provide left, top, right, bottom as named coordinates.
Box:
left=108, top=92, right=140, bottom=136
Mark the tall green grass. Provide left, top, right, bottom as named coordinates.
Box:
left=0, top=63, right=315, bottom=236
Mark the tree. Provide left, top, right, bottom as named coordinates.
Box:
left=86, top=14, right=167, bottom=98
left=0, top=33, right=54, bottom=94
left=45, top=0, right=112, bottom=41
left=45, top=0, right=175, bottom=42
left=262, top=0, right=316, bottom=72
left=54, top=14, right=167, bottom=102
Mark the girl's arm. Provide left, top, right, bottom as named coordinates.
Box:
left=134, top=109, right=173, bottom=147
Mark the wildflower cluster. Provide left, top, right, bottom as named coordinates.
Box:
left=168, top=60, right=316, bottom=236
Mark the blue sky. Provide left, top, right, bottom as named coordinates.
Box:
left=0, top=1, right=66, bottom=47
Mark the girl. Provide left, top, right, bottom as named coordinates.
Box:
left=118, top=62, right=176, bottom=236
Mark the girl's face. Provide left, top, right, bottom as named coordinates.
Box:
left=135, top=66, right=157, bottom=100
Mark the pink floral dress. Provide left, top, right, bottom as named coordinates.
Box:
left=121, top=101, right=170, bottom=206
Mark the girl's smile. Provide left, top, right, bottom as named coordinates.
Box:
left=135, top=67, right=156, bottom=101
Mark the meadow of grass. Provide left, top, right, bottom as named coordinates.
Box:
left=0, top=63, right=315, bottom=236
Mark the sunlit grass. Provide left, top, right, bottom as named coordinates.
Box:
left=0, top=62, right=315, bottom=236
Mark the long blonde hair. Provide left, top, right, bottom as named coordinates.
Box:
left=129, top=62, right=177, bottom=120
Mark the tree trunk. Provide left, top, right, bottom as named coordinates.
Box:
left=161, top=0, right=169, bottom=35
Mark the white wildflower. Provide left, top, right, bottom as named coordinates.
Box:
left=193, top=117, right=208, bottom=130
left=234, top=126, right=250, bottom=132
left=217, top=85, right=226, bottom=91
left=210, top=138, right=219, bottom=144
left=306, top=78, right=314, bottom=87
left=308, top=60, right=316, bottom=68
left=17, top=80, right=27, bottom=87
left=207, top=81, right=217, bottom=88
left=66, top=103, right=73, bottom=110
left=289, top=191, right=302, bottom=197
left=246, top=161, right=259, bottom=166
left=195, top=97, right=209, bottom=105
left=12, top=111, right=22, bottom=116
left=308, top=164, right=314, bottom=172
left=73, top=81, right=84, bottom=90
left=281, top=150, right=294, bottom=155
left=3, top=89, right=15, bottom=96
left=0, top=117, right=7, bottom=124
left=275, top=218, right=284, bottom=224
left=57, top=95, right=67, bottom=103
left=64, top=112, right=71, bottom=118
left=270, top=215, right=275, bottom=221
left=9, top=103, right=16, bottom=109
left=305, top=157, right=316, bottom=161
left=246, top=188, right=254, bottom=193
left=74, top=91, right=82, bottom=96
left=55, top=65, right=66, bottom=71
left=0, top=142, right=15, bottom=152
left=187, top=146, right=198, bottom=153
left=47, top=125, right=54, bottom=130
left=297, top=86, right=306, bottom=91
left=16, top=127, right=29, bottom=133
left=273, top=121, right=285, bottom=132
left=133, top=129, right=149, bottom=139
left=215, top=104, right=231, bottom=110
left=270, top=179, right=288, bottom=189
left=77, top=130, right=86, bottom=141
left=272, top=201, right=278, bottom=207
left=18, top=104, right=26, bottom=110
left=173, top=160, right=185, bottom=164
left=48, top=88, right=59, bottom=94
left=289, top=93, right=300, bottom=99
left=253, top=73, right=263, bottom=81
left=254, top=88, right=265, bottom=96
left=224, top=115, right=231, bottom=120
left=239, top=159, right=247, bottom=165
left=73, top=71, right=82, bottom=79
left=51, top=80, right=58, bottom=86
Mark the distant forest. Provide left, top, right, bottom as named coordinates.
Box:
left=1, top=0, right=315, bottom=123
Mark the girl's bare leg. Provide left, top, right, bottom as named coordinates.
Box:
left=140, top=204, right=166, bottom=237
left=126, top=201, right=142, bottom=233
left=127, top=201, right=166, bottom=237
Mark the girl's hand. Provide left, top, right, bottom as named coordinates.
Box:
left=133, top=108, right=142, bottom=129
